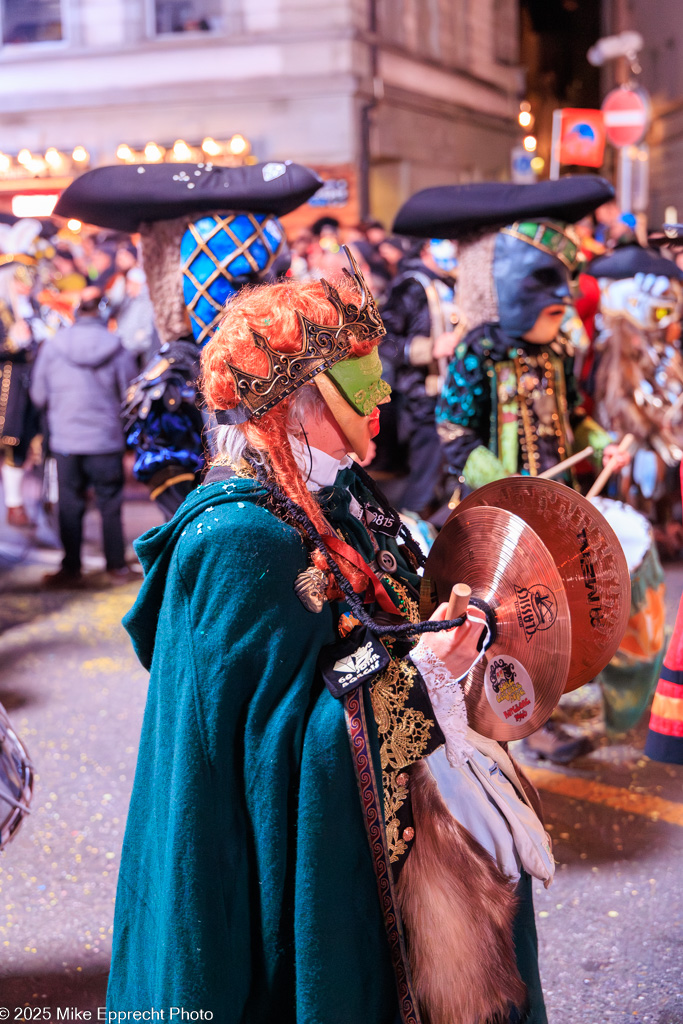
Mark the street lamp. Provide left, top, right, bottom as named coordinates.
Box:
left=202, top=137, right=222, bottom=157
left=44, top=147, right=63, bottom=170
left=144, top=142, right=164, bottom=162
left=228, top=133, right=248, bottom=156
left=587, top=31, right=643, bottom=68
left=173, top=139, right=192, bottom=160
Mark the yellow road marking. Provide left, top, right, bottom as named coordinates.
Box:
left=523, top=765, right=683, bottom=827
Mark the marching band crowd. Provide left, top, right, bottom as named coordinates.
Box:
left=2, top=199, right=682, bottom=556
left=1, top=160, right=683, bottom=1024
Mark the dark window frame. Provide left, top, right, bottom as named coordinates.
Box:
left=146, top=0, right=225, bottom=38
left=0, top=0, right=65, bottom=47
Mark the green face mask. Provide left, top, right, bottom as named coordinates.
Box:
left=325, top=348, right=391, bottom=416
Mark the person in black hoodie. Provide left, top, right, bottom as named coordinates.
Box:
left=379, top=238, right=458, bottom=515
left=30, top=288, right=137, bottom=587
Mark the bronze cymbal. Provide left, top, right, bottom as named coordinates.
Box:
left=456, top=477, right=630, bottom=692
left=424, top=506, right=571, bottom=740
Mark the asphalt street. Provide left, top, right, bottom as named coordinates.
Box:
left=0, top=484, right=681, bottom=1024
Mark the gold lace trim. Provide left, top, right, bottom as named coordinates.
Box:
left=381, top=573, right=420, bottom=625
left=383, top=770, right=410, bottom=862
left=370, top=656, right=432, bottom=862
left=372, top=574, right=427, bottom=862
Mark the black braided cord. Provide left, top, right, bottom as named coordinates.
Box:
left=251, top=461, right=465, bottom=639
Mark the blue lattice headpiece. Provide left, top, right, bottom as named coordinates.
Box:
left=181, top=212, right=285, bottom=345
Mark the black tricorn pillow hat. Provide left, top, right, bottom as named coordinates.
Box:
left=55, top=161, right=323, bottom=344
left=392, top=176, right=615, bottom=239
left=392, top=176, right=615, bottom=332
left=585, top=243, right=683, bottom=282
left=54, top=161, right=323, bottom=232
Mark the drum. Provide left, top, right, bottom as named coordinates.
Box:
left=0, top=700, right=33, bottom=850
left=589, top=497, right=666, bottom=734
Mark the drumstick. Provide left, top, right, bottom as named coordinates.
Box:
left=447, top=583, right=471, bottom=619
left=586, top=433, right=634, bottom=499
left=538, top=445, right=594, bottom=479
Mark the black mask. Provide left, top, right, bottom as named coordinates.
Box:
left=493, top=229, right=571, bottom=339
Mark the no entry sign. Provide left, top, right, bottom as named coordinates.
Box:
left=602, top=86, right=650, bottom=147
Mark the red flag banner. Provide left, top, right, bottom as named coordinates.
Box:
left=559, top=109, right=606, bottom=168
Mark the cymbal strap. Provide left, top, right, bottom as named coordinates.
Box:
left=468, top=596, right=497, bottom=647
left=452, top=622, right=492, bottom=686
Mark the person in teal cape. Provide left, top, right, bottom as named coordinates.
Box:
left=110, top=249, right=555, bottom=1023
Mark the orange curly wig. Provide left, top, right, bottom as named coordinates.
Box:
left=201, top=276, right=382, bottom=595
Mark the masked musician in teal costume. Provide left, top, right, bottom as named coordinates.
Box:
left=108, top=250, right=557, bottom=1024
left=393, top=178, right=628, bottom=495
left=394, top=179, right=632, bottom=764
left=55, top=161, right=321, bottom=517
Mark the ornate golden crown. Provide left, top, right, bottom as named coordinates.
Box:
left=217, top=246, right=385, bottom=423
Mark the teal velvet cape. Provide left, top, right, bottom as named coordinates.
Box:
left=108, top=472, right=401, bottom=1023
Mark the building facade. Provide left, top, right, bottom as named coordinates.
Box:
left=0, top=0, right=523, bottom=229
left=602, top=0, right=683, bottom=225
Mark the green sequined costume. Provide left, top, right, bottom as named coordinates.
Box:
left=436, top=324, right=610, bottom=491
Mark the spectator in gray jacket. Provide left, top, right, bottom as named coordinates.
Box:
left=114, top=267, right=159, bottom=366
left=30, top=288, right=138, bottom=587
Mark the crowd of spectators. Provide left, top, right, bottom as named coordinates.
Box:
left=43, top=230, right=159, bottom=363
left=0, top=225, right=158, bottom=583
left=289, top=215, right=413, bottom=302
left=4, top=200, right=683, bottom=581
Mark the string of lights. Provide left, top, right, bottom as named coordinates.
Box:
left=0, top=134, right=254, bottom=180
left=518, top=102, right=545, bottom=175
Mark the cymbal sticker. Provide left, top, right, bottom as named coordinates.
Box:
left=484, top=656, right=536, bottom=727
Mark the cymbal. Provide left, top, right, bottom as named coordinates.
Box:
left=424, top=506, right=571, bottom=740
left=456, top=477, right=630, bottom=692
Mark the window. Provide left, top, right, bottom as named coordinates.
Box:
left=1, top=0, right=62, bottom=44
left=493, top=0, right=519, bottom=66
left=152, top=0, right=223, bottom=35
left=376, top=0, right=469, bottom=70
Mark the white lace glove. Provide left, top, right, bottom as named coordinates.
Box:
left=409, top=641, right=474, bottom=768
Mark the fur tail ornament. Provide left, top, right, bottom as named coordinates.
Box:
left=396, top=761, right=527, bottom=1024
